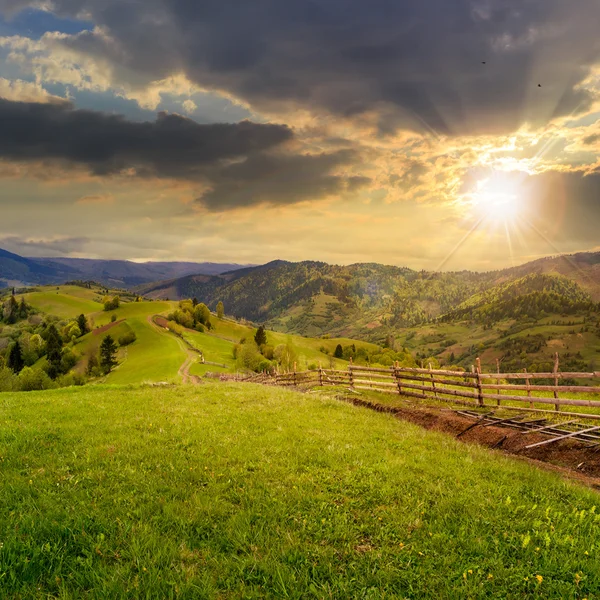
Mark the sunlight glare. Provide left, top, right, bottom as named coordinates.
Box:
left=471, top=176, right=521, bottom=221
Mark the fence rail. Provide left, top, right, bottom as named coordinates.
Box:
left=237, top=354, right=600, bottom=420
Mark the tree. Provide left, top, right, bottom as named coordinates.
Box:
left=7, top=341, right=24, bottom=373
left=99, top=335, right=118, bottom=374
left=46, top=324, right=63, bottom=379
left=334, top=344, right=343, bottom=358
left=86, top=354, right=99, bottom=376
left=77, top=313, right=89, bottom=335
left=216, top=301, right=225, bottom=319
left=18, top=297, right=28, bottom=319
left=254, top=325, right=267, bottom=347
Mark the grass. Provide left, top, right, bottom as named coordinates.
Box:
left=1, top=383, right=599, bottom=598
left=23, top=286, right=103, bottom=319
left=71, top=301, right=186, bottom=384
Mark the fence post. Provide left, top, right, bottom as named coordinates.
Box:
left=428, top=362, right=437, bottom=400
left=475, top=358, right=484, bottom=407
left=496, top=358, right=500, bottom=374
left=394, top=361, right=402, bottom=396
left=318, top=361, right=323, bottom=387
left=553, top=352, right=560, bottom=412
left=524, top=368, right=533, bottom=408
left=294, top=362, right=297, bottom=387
left=349, top=357, right=354, bottom=389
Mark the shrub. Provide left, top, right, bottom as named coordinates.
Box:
left=17, top=367, right=55, bottom=391
left=118, top=331, right=137, bottom=346
left=0, top=367, right=16, bottom=392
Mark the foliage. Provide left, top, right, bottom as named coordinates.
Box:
left=118, top=331, right=137, bottom=346
left=44, top=324, right=63, bottom=380
left=216, top=300, right=224, bottom=319
left=7, top=341, right=24, bottom=373
left=99, top=335, right=118, bottom=374
left=254, top=325, right=267, bottom=347
left=103, top=295, right=120, bottom=311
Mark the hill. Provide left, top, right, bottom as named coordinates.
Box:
left=0, top=246, right=252, bottom=288
left=6, top=284, right=381, bottom=386
left=1, top=383, right=599, bottom=598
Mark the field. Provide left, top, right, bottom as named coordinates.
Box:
left=23, top=286, right=104, bottom=319
left=1, top=383, right=599, bottom=598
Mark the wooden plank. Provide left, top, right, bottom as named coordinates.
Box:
left=353, top=379, right=397, bottom=388
left=479, top=372, right=596, bottom=380
left=520, top=419, right=579, bottom=435
left=524, top=426, right=600, bottom=449
left=480, top=392, right=600, bottom=408
left=397, top=374, right=477, bottom=388
left=396, top=367, right=478, bottom=378
left=398, top=381, right=479, bottom=400
left=480, top=383, right=600, bottom=393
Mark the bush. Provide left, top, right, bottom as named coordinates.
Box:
left=0, top=366, right=16, bottom=392
left=111, top=314, right=117, bottom=323
left=17, top=367, right=55, bottom=391
left=118, top=331, right=137, bottom=346
left=56, top=372, right=87, bottom=387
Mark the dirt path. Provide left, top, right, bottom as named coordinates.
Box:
left=146, top=315, right=201, bottom=385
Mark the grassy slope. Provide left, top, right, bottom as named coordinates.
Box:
left=84, top=301, right=186, bottom=384
left=0, top=383, right=599, bottom=599
left=24, top=285, right=104, bottom=319
left=24, top=288, right=187, bottom=383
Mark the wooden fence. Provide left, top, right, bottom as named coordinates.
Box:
left=243, top=356, right=600, bottom=421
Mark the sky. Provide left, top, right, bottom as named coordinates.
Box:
left=0, top=0, right=599, bottom=271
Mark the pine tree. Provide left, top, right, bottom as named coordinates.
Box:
left=18, top=297, right=28, bottom=319
left=334, top=344, right=343, bottom=358
left=77, top=313, right=89, bottom=335
left=45, top=324, right=64, bottom=379
left=99, top=335, right=118, bottom=374
left=254, top=325, right=267, bottom=347
left=7, top=341, right=24, bottom=373
left=216, top=301, right=224, bottom=319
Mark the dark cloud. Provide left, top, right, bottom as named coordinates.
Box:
left=0, top=98, right=292, bottom=177
left=583, top=134, right=599, bottom=145
left=0, top=98, right=365, bottom=210
left=198, top=149, right=369, bottom=209
left=3, top=0, right=599, bottom=135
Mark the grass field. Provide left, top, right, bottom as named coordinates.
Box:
left=23, top=286, right=104, bottom=319
left=1, top=383, right=599, bottom=598
left=69, top=300, right=187, bottom=384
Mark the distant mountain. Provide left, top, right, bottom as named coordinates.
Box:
left=0, top=247, right=75, bottom=286
left=136, top=251, right=600, bottom=342
left=0, top=247, right=253, bottom=288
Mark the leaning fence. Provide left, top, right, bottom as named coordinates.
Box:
left=237, top=354, right=600, bottom=421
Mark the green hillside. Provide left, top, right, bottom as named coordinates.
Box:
left=1, top=383, right=598, bottom=598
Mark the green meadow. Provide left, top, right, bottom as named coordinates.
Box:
left=0, top=382, right=599, bottom=599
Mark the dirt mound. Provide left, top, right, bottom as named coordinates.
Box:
left=337, top=395, right=600, bottom=489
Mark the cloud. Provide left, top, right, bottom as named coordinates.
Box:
left=0, top=97, right=292, bottom=176
left=198, top=149, right=370, bottom=210
left=0, top=234, right=89, bottom=255
left=75, top=193, right=115, bottom=205
left=2, top=0, right=599, bottom=135
left=0, top=97, right=367, bottom=210
left=0, top=77, right=67, bottom=103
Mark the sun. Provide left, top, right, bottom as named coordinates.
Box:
left=470, top=175, right=522, bottom=221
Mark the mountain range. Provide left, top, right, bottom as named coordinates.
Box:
left=134, top=252, right=600, bottom=341
left=0, top=247, right=252, bottom=288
